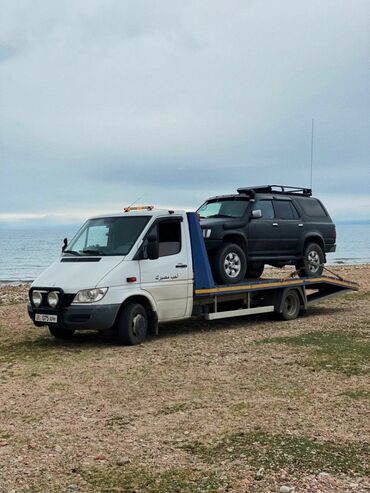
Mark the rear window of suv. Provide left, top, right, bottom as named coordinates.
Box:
left=297, top=198, right=327, bottom=217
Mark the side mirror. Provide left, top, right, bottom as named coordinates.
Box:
left=146, top=234, right=159, bottom=260
left=251, top=210, right=262, bottom=219
left=62, top=237, right=68, bottom=252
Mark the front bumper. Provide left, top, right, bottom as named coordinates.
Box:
left=325, top=244, right=336, bottom=253
left=28, top=303, right=121, bottom=331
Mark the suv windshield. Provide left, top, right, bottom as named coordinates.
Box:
left=65, top=216, right=150, bottom=256
left=198, top=199, right=249, bottom=219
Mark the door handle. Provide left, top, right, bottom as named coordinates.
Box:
left=298, top=223, right=304, bottom=227
left=272, top=223, right=278, bottom=227
left=176, top=263, right=187, bottom=268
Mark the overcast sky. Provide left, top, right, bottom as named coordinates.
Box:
left=0, top=0, right=369, bottom=224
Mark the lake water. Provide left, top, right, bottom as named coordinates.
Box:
left=0, top=223, right=369, bottom=282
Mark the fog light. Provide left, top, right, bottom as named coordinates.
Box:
left=32, top=291, right=42, bottom=308
left=47, top=291, right=59, bottom=308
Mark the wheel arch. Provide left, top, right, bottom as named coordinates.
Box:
left=302, top=234, right=326, bottom=261
left=115, top=294, right=158, bottom=334
left=222, top=233, right=247, bottom=252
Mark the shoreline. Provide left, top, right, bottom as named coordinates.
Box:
left=1, top=262, right=369, bottom=287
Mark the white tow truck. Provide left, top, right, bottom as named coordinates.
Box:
left=28, top=207, right=358, bottom=345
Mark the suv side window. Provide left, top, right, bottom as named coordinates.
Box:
left=274, top=200, right=300, bottom=219
left=149, top=220, right=182, bottom=257
left=254, top=200, right=275, bottom=219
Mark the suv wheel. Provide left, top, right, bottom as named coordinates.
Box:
left=298, top=242, right=324, bottom=277
left=212, top=243, right=246, bottom=284
left=117, top=302, right=148, bottom=345
left=246, top=262, right=264, bottom=279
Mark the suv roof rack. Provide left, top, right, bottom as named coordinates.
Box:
left=237, top=185, right=312, bottom=197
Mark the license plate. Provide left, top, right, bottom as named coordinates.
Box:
left=35, top=314, right=58, bottom=323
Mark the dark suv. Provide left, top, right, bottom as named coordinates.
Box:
left=198, top=185, right=336, bottom=283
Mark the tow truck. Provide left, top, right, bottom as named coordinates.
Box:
left=28, top=207, right=358, bottom=345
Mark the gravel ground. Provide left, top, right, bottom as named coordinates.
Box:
left=0, top=265, right=369, bottom=492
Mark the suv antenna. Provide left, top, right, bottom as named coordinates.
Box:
left=310, top=118, right=314, bottom=190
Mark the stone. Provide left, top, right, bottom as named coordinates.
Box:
left=255, top=467, right=264, bottom=480
left=279, top=486, right=294, bottom=493
left=117, top=457, right=130, bottom=466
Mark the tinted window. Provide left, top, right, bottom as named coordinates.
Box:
left=254, top=200, right=275, bottom=219
left=297, top=198, right=327, bottom=217
left=149, top=221, right=181, bottom=257
left=274, top=200, right=300, bottom=219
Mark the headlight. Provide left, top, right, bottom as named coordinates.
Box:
left=202, top=228, right=212, bottom=239
left=47, top=291, right=59, bottom=308
left=32, top=291, right=43, bottom=307
left=72, top=287, right=108, bottom=304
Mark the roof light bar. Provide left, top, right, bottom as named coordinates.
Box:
left=124, top=205, right=154, bottom=212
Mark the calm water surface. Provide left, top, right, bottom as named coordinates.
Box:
left=0, top=223, right=369, bottom=282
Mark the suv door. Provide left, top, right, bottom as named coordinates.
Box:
left=273, top=199, right=302, bottom=255
left=247, top=199, right=280, bottom=258
left=139, top=217, right=190, bottom=321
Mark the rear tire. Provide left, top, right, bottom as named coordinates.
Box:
left=212, top=243, right=247, bottom=284
left=279, top=289, right=301, bottom=320
left=246, top=262, right=264, bottom=279
left=117, top=303, right=148, bottom=345
left=297, top=242, right=324, bottom=277
left=48, top=326, right=75, bottom=339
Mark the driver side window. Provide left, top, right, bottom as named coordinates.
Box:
left=254, top=200, right=275, bottom=219
left=147, top=220, right=182, bottom=257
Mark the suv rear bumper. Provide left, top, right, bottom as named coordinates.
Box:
left=28, top=303, right=121, bottom=331
left=325, top=244, right=336, bottom=253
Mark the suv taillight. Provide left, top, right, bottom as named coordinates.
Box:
left=334, top=225, right=336, bottom=241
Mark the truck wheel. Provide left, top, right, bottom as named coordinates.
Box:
left=212, top=243, right=246, bottom=284
left=279, top=289, right=301, bottom=320
left=117, top=302, right=148, bottom=345
left=48, top=326, right=75, bottom=339
left=298, top=242, right=324, bottom=277
left=246, top=262, right=264, bottom=279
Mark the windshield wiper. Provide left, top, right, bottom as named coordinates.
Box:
left=63, top=249, right=81, bottom=256
left=82, top=249, right=106, bottom=256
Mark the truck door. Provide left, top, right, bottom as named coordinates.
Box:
left=273, top=199, right=302, bottom=255
left=139, top=217, right=190, bottom=321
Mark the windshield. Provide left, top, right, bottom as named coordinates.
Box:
left=198, top=199, right=250, bottom=219
left=65, top=216, right=150, bottom=256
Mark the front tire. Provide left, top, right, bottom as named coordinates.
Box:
left=212, top=243, right=247, bottom=284
left=298, top=242, right=324, bottom=277
left=48, top=326, right=75, bottom=339
left=117, top=303, right=148, bottom=345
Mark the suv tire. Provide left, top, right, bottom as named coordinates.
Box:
left=117, top=302, right=148, bottom=345
left=212, top=243, right=246, bottom=284
left=298, top=242, right=324, bottom=277
left=48, top=326, right=75, bottom=339
left=246, top=262, right=264, bottom=279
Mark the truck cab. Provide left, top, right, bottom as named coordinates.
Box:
left=28, top=208, right=194, bottom=344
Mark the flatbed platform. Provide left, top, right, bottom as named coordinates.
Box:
left=194, top=275, right=358, bottom=297
left=187, top=212, right=359, bottom=321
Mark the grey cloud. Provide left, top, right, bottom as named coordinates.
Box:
left=0, top=0, right=369, bottom=221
